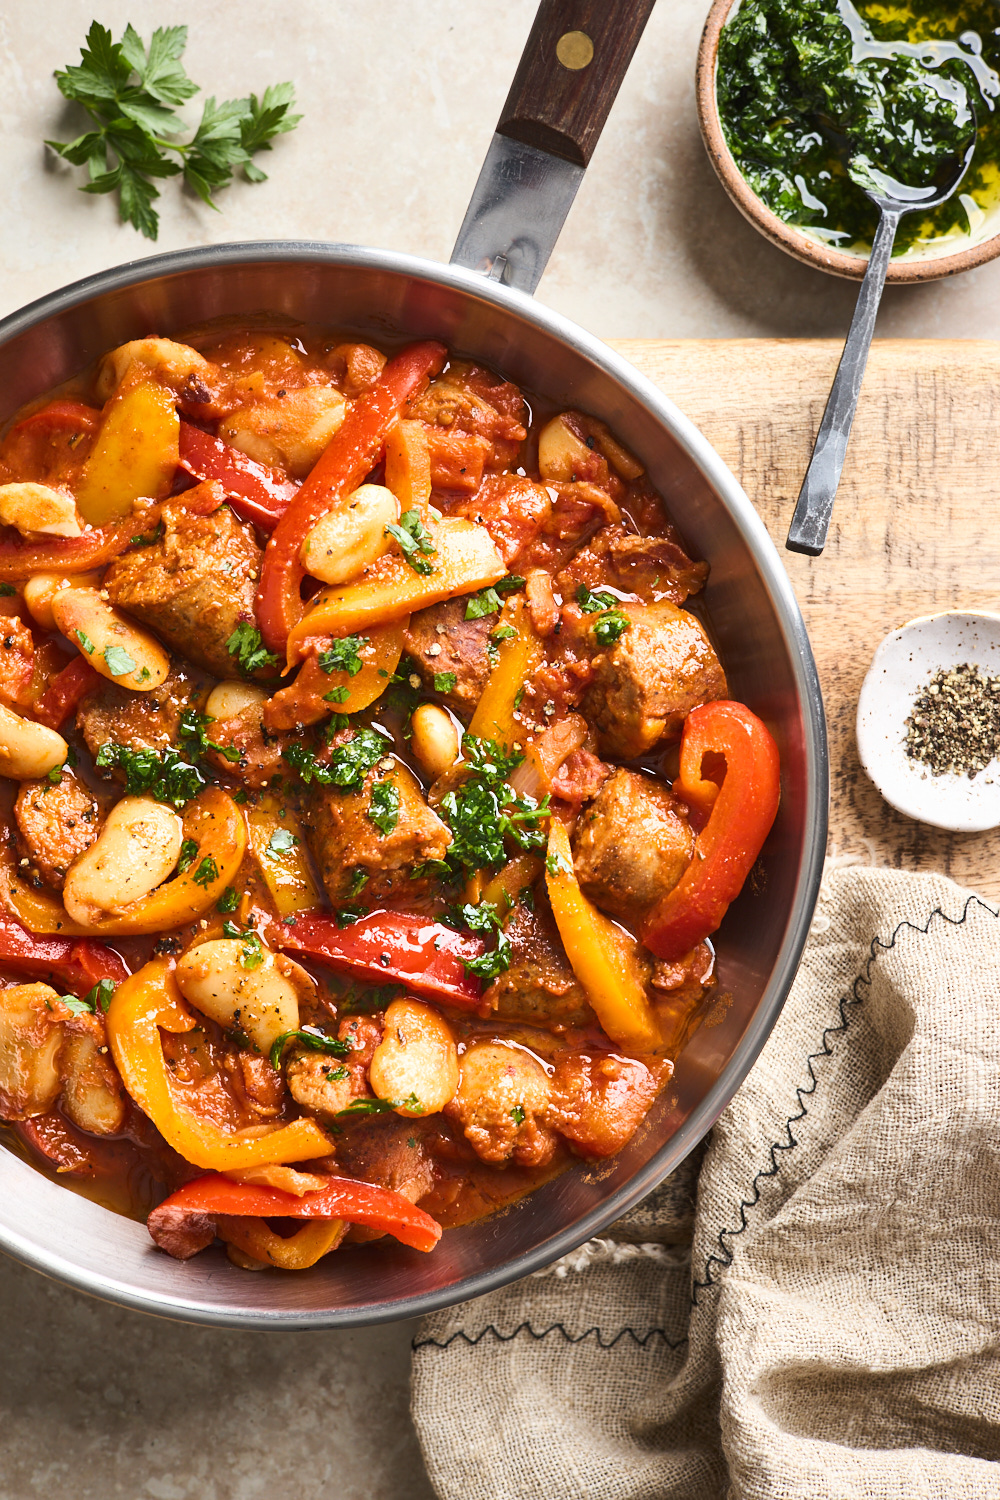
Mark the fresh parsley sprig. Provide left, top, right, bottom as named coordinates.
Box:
left=269, top=1025, right=350, bottom=1073
left=439, top=734, right=550, bottom=873
left=450, top=900, right=512, bottom=981
left=385, top=510, right=436, bottom=576
left=575, top=583, right=630, bottom=647
left=227, top=621, right=279, bottom=676
left=46, top=23, right=302, bottom=241
left=95, top=740, right=206, bottom=809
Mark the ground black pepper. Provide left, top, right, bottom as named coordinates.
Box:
left=904, top=662, right=1000, bottom=779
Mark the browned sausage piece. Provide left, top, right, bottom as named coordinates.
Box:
left=403, top=598, right=492, bottom=717
left=14, top=770, right=102, bottom=890
left=571, top=767, right=694, bottom=922
left=546, top=1052, right=672, bottom=1159
left=556, top=522, right=709, bottom=607
left=301, top=760, right=451, bottom=906
left=483, top=896, right=593, bottom=1027
left=581, top=601, right=727, bottom=759
left=76, top=662, right=210, bottom=760
left=103, top=499, right=264, bottom=678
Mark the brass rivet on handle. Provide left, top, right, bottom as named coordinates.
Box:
left=555, top=30, right=594, bottom=70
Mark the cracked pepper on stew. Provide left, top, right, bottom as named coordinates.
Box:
left=0, top=328, right=779, bottom=1270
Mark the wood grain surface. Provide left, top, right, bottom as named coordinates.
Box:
left=610, top=338, right=1000, bottom=901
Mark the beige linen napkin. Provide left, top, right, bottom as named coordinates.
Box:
left=411, top=865, right=1000, bottom=1499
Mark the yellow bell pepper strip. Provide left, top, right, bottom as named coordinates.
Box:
left=384, top=418, right=432, bottom=516
left=216, top=1216, right=346, bottom=1269
left=640, top=700, right=781, bottom=962
left=76, top=377, right=180, bottom=525
left=545, top=819, right=660, bottom=1053
left=245, top=798, right=324, bottom=920
left=265, top=620, right=407, bottom=729
left=2, top=787, right=246, bottom=937
left=106, top=960, right=332, bottom=1171
left=285, top=518, right=505, bottom=657
left=468, top=596, right=544, bottom=748
left=146, top=1171, right=443, bottom=1258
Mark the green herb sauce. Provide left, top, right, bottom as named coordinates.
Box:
left=717, top=0, right=1000, bottom=254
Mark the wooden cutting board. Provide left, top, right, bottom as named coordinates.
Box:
left=608, top=338, right=1000, bottom=902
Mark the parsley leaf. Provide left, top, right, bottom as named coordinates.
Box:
left=491, top=624, right=517, bottom=644
left=227, top=621, right=278, bottom=676
left=575, top=583, right=618, bottom=613
left=385, top=510, right=436, bottom=576
left=267, top=827, right=298, bottom=855
left=433, top=671, right=457, bottom=693
left=283, top=727, right=386, bottom=792
left=317, top=636, right=367, bottom=677
left=95, top=741, right=206, bottom=809
left=178, top=708, right=241, bottom=764
left=59, top=994, right=97, bottom=1017
left=216, top=886, right=239, bottom=913
left=75, top=628, right=96, bottom=656
left=439, top=735, right=550, bottom=873
left=348, top=868, right=369, bottom=897
left=178, top=837, right=198, bottom=874
left=102, top=644, right=136, bottom=678
left=368, top=777, right=400, bottom=837
left=546, top=850, right=572, bottom=877
left=575, top=583, right=630, bottom=647
left=269, top=1025, right=350, bottom=1072
left=192, top=855, right=219, bottom=888
left=323, top=686, right=349, bottom=705
left=450, top=900, right=512, bottom=980
left=465, top=588, right=502, bottom=620
left=337, top=1093, right=422, bottom=1118
left=47, top=23, right=301, bottom=240
left=59, top=977, right=117, bottom=1015
left=0, top=584, right=17, bottom=597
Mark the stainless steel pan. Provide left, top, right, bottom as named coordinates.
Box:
left=0, top=0, right=827, bottom=1327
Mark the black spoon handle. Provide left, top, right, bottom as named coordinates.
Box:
left=786, top=207, right=901, bottom=556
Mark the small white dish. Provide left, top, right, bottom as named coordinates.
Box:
left=856, top=611, right=1000, bottom=832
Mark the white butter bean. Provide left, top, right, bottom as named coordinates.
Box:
left=96, top=337, right=216, bottom=403
left=299, top=483, right=399, bottom=586
left=63, top=796, right=182, bottom=925
left=536, top=414, right=595, bottom=484
left=206, top=681, right=268, bottom=720
left=23, top=570, right=102, bottom=632
left=51, top=587, right=170, bottom=692
left=410, top=703, right=460, bottom=782
left=369, top=998, right=459, bottom=1117
left=176, top=939, right=310, bottom=1054
left=0, top=703, right=67, bottom=780
left=0, top=482, right=82, bottom=538
left=219, top=386, right=346, bottom=478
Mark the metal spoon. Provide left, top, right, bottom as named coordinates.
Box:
left=786, top=135, right=977, bottom=557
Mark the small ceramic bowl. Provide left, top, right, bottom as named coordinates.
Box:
left=696, top=0, right=1000, bottom=283
left=856, top=611, right=1000, bottom=832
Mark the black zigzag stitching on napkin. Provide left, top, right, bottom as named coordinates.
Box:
left=691, top=893, right=998, bottom=1305
left=413, top=1320, right=687, bottom=1353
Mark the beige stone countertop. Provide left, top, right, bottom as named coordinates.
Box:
left=2, top=2, right=999, bottom=1497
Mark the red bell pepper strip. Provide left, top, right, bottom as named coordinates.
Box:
left=255, top=340, right=447, bottom=655
left=178, top=423, right=299, bottom=529
left=33, top=655, right=101, bottom=730
left=0, top=909, right=129, bottom=992
left=0, top=513, right=140, bottom=583
left=8, top=399, right=101, bottom=437
left=147, top=1171, right=442, bottom=1259
left=640, top=701, right=780, bottom=963
left=278, top=909, right=485, bottom=1011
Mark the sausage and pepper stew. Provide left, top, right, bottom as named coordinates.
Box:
left=0, top=327, right=779, bottom=1270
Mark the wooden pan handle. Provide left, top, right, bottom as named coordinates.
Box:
left=497, top=0, right=658, bottom=168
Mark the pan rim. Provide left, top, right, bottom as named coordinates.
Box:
left=0, top=240, right=828, bottom=1327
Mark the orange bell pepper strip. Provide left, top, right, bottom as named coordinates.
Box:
left=468, top=596, right=544, bottom=748
left=640, top=700, right=780, bottom=963
left=383, top=418, right=432, bottom=516
left=106, top=961, right=332, bottom=1172
left=545, top=820, right=660, bottom=1053
left=147, top=1171, right=442, bottom=1259
left=265, top=620, right=406, bottom=729
left=256, top=340, right=447, bottom=656
left=76, top=376, right=180, bottom=525
left=1, top=787, right=246, bottom=937
left=285, top=518, right=504, bottom=659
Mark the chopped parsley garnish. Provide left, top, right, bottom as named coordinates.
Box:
left=348, top=868, right=369, bottom=897
left=75, top=628, right=96, bottom=655
left=439, top=734, right=550, bottom=873
left=269, top=1025, right=350, bottom=1072
left=0, top=584, right=16, bottom=597
left=317, top=636, right=366, bottom=677
left=335, top=904, right=368, bottom=927
left=46, top=22, right=301, bottom=242
left=385, top=509, right=436, bottom=575
left=450, top=900, right=512, bottom=981
left=178, top=708, right=241, bottom=764
left=192, top=855, right=219, bottom=887
left=227, top=621, right=278, bottom=676
left=510, top=1105, right=526, bottom=1125
left=129, top=520, right=164, bottom=548
left=325, top=1065, right=350, bottom=1082
left=465, top=587, right=502, bottom=620
left=323, top=685, right=349, bottom=704
left=58, top=978, right=116, bottom=1016
left=546, top=850, right=572, bottom=877
left=575, top=583, right=630, bottom=647
left=266, top=827, right=298, bottom=856
left=336, top=1093, right=422, bottom=1118
left=216, top=885, right=239, bottom=913
left=177, top=837, right=198, bottom=874
left=95, top=741, right=206, bottom=809
left=433, top=671, right=457, bottom=694
left=368, top=776, right=400, bottom=837
left=283, top=727, right=386, bottom=792
left=491, top=624, right=517, bottom=644
left=222, top=920, right=265, bottom=970
left=103, top=644, right=137, bottom=678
